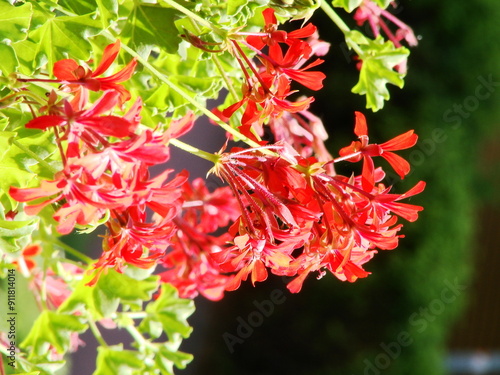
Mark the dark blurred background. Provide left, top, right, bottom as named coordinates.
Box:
left=176, top=0, right=500, bottom=374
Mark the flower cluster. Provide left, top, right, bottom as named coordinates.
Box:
left=10, top=41, right=193, bottom=284
left=220, top=8, right=328, bottom=131
left=209, top=112, right=424, bottom=293
left=9, top=8, right=424, bottom=302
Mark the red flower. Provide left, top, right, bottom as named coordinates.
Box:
left=9, top=166, right=132, bottom=234
left=264, top=40, right=326, bottom=91
left=246, top=8, right=317, bottom=55
left=370, top=180, right=426, bottom=222
left=338, top=111, right=418, bottom=191
left=159, top=222, right=233, bottom=301
left=53, top=40, right=137, bottom=104
left=25, top=91, right=137, bottom=143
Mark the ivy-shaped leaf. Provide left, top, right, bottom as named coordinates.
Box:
left=0, top=128, right=59, bottom=208
left=20, top=311, right=87, bottom=359
left=332, top=0, right=390, bottom=12
left=227, top=0, right=249, bottom=16
left=93, top=346, right=144, bottom=375
left=139, top=283, right=194, bottom=341
left=331, top=0, right=363, bottom=13
left=346, top=31, right=409, bottom=111
left=59, top=268, right=159, bottom=319
left=153, top=343, right=193, bottom=374
left=373, top=0, right=392, bottom=9
left=0, top=199, right=38, bottom=253
left=28, top=14, right=102, bottom=70
left=95, top=0, right=119, bottom=28
left=120, top=4, right=181, bottom=57
left=0, top=44, right=18, bottom=74
left=0, top=2, right=33, bottom=44
left=0, top=216, right=38, bottom=253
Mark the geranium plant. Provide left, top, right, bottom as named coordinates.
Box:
left=0, top=0, right=424, bottom=374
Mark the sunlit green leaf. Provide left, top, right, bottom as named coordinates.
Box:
left=346, top=31, right=409, bottom=111
left=155, top=343, right=193, bottom=373
left=227, top=0, right=249, bottom=15
left=373, top=0, right=392, bottom=9
left=59, top=268, right=159, bottom=319
left=0, top=2, right=33, bottom=44
left=120, top=4, right=181, bottom=57
left=0, top=44, right=18, bottom=74
left=331, top=0, right=362, bottom=12
left=140, top=283, right=194, bottom=340
left=94, top=346, right=144, bottom=375
left=20, top=311, right=87, bottom=358
left=28, top=14, right=102, bottom=70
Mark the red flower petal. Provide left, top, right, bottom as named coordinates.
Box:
left=53, top=59, right=81, bottom=80
left=25, top=115, right=66, bottom=130
left=381, top=151, right=411, bottom=178
left=354, top=111, right=368, bottom=137
left=92, top=40, right=121, bottom=77
left=262, top=8, right=277, bottom=25
left=380, top=130, right=417, bottom=151
left=288, top=23, right=317, bottom=39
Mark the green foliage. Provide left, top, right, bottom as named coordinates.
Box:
left=21, top=311, right=87, bottom=359
left=0, top=2, right=33, bottom=44
left=347, top=31, right=409, bottom=111
left=331, top=0, right=363, bottom=13
left=332, top=0, right=390, bottom=12
left=25, top=14, right=102, bottom=71
left=0, top=205, right=38, bottom=253
left=140, top=283, right=194, bottom=340
left=0, top=0, right=423, bottom=374
left=59, top=268, right=159, bottom=318
left=94, top=346, right=144, bottom=375
left=120, top=4, right=181, bottom=56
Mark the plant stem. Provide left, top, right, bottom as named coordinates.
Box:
left=87, top=313, right=109, bottom=348
left=125, top=324, right=149, bottom=350
left=188, top=18, right=240, bottom=103
left=169, top=138, right=219, bottom=163
left=320, top=2, right=364, bottom=56
left=54, top=238, right=93, bottom=264
left=333, top=151, right=362, bottom=163
left=116, top=42, right=263, bottom=149
left=10, top=139, right=59, bottom=175
left=161, top=0, right=225, bottom=37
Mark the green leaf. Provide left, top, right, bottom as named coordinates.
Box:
left=140, top=283, right=194, bottom=341
left=154, top=343, right=193, bottom=373
left=94, top=346, right=144, bottom=375
left=120, top=4, right=181, bottom=57
left=20, top=311, right=87, bottom=358
left=57, top=0, right=99, bottom=15
left=11, top=38, right=39, bottom=75
left=28, top=14, right=102, bottom=70
left=373, top=0, right=392, bottom=9
left=0, top=2, right=33, bottom=43
left=331, top=0, right=362, bottom=12
left=96, top=0, right=119, bottom=28
left=59, top=268, right=159, bottom=319
left=0, top=128, right=59, bottom=207
left=0, top=44, right=18, bottom=74
left=0, top=214, right=38, bottom=253
left=347, top=31, right=409, bottom=111
left=227, top=0, right=249, bottom=16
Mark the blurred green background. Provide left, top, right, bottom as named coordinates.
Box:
left=178, top=0, right=500, bottom=374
